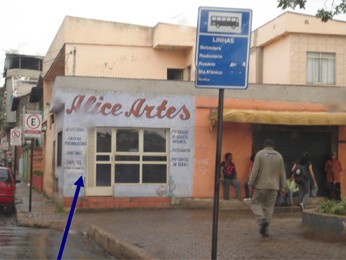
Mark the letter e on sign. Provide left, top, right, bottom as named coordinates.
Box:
left=24, top=112, right=42, bottom=138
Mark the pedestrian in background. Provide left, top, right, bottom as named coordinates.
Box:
left=286, top=174, right=299, bottom=206
left=324, top=151, right=342, bottom=201
left=292, top=152, right=318, bottom=210
left=244, top=153, right=255, bottom=200
left=220, top=152, right=242, bottom=201
left=248, top=139, right=286, bottom=237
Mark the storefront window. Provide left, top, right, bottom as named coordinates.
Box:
left=97, top=128, right=111, bottom=152
left=116, top=129, right=139, bottom=152
left=143, top=164, right=167, bottom=183
left=144, top=129, right=166, bottom=152
left=95, top=128, right=168, bottom=185
left=114, top=164, right=140, bottom=183
left=96, top=164, right=111, bottom=186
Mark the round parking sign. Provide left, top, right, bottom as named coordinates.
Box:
left=24, top=112, right=42, bottom=138
left=26, top=114, right=41, bottom=129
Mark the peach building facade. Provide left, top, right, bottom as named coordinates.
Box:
left=42, top=12, right=346, bottom=208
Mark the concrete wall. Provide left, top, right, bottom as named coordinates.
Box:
left=193, top=96, right=253, bottom=198
left=65, top=44, right=189, bottom=79
left=262, top=35, right=290, bottom=84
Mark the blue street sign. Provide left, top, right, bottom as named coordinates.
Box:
left=195, top=7, right=252, bottom=89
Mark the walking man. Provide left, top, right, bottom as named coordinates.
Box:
left=248, top=139, right=286, bottom=237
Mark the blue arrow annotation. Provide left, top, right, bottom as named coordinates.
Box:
left=57, top=176, right=84, bottom=260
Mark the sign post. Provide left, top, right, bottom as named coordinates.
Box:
left=195, top=7, right=252, bottom=259
left=10, top=128, right=22, bottom=183
left=24, top=111, right=42, bottom=212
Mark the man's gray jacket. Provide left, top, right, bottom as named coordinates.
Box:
left=248, top=147, right=286, bottom=190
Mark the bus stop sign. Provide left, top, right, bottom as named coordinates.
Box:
left=195, top=7, right=252, bottom=89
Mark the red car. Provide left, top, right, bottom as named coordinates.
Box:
left=0, top=167, right=20, bottom=214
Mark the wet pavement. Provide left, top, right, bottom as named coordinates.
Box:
left=15, top=181, right=346, bottom=259
left=2, top=188, right=115, bottom=259
left=0, top=225, right=115, bottom=259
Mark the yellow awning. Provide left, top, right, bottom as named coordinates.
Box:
left=223, top=109, right=346, bottom=125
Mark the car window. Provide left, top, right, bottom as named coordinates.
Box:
left=0, top=169, right=10, bottom=182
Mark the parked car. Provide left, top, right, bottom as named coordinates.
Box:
left=0, top=166, right=20, bottom=214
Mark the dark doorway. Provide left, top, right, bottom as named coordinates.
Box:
left=252, top=125, right=338, bottom=197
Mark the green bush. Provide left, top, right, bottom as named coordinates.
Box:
left=316, top=199, right=346, bottom=216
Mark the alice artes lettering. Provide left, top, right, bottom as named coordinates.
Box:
left=65, top=95, right=191, bottom=120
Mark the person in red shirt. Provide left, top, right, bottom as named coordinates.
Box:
left=324, top=152, right=342, bottom=201
left=220, top=153, right=242, bottom=201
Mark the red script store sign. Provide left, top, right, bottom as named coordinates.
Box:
left=66, top=95, right=191, bottom=120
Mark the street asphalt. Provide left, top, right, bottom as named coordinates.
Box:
left=15, top=181, right=346, bottom=259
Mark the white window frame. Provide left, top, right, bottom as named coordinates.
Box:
left=306, top=52, right=335, bottom=85
left=94, top=128, right=169, bottom=186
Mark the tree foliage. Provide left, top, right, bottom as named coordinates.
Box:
left=277, top=0, right=346, bottom=22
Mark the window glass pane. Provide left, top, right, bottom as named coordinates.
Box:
left=306, top=58, right=312, bottom=83
left=0, top=169, right=9, bottom=182
left=96, top=164, right=111, bottom=186
left=116, top=129, right=139, bottom=152
left=143, top=156, right=167, bottom=161
left=97, top=128, right=111, bottom=152
left=167, top=69, right=183, bottom=80
left=328, top=61, right=335, bottom=84
left=321, top=58, right=328, bottom=83
left=307, top=52, right=319, bottom=59
left=312, top=58, right=319, bottom=82
left=322, top=53, right=335, bottom=59
left=143, top=164, right=167, bottom=183
left=96, top=155, right=110, bottom=161
left=114, top=155, right=140, bottom=161
left=115, top=164, right=140, bottom=183
left=57, top=132, right=62, bottom=166
left=144, top=129, right=166, bottom=152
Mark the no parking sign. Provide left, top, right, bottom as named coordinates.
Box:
left=10, top=128, right=22, bottom=146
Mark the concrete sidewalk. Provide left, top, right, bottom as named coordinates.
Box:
left=15, top=181, right=346, bottom=259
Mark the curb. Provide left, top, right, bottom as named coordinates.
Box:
left=88, top=224, right=154, bottom=260
left=302, top=209, right=346, bottom=241
left=16, top=211, right=65, bottom=230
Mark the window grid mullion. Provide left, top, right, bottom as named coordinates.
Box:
left=139, top=130, right=144, bottom=184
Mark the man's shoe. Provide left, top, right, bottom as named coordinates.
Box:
left=259, top=220, right=269, bottom=237
left=299, top=203, right=305, bottom=211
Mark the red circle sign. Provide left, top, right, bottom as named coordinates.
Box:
left=26, top=114, right=41, bottom=129
left=11, top=129, right=21, bottom=138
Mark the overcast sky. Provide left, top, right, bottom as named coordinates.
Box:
left=1, top=0, right=345, bottom=84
